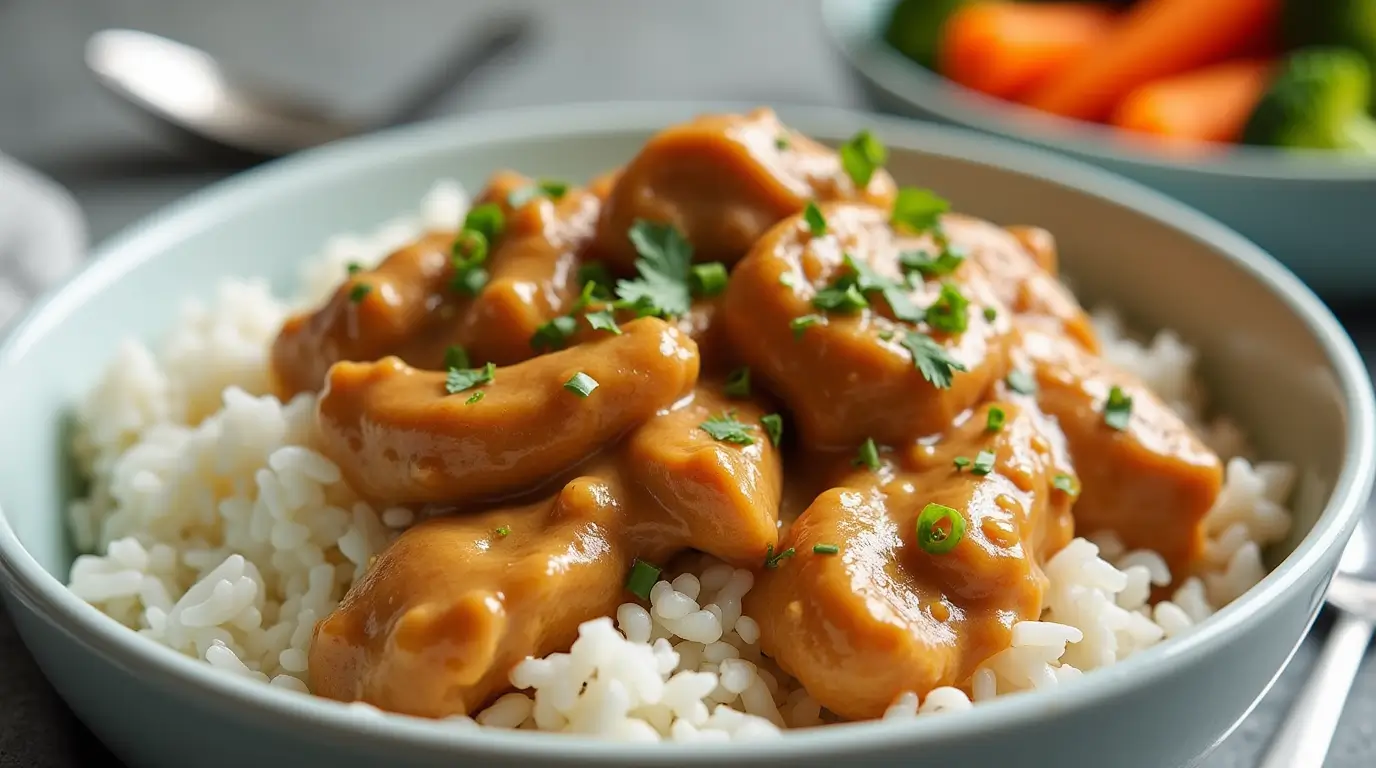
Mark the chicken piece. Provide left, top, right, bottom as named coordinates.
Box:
left=722, top=202, right=1012, bottom=449
left=316, top=318, right=700, bottom=505
left=748, top=401, right=1077, bottom=720
left=594, top=108, right=897, bottom=269
left=621, top=382, right=782, bottom=563
left=269, top=172, right=599, bottom=396
left=311, top=385, right=784, bottom=718
left=1017, top=324, right=1222, bottom=576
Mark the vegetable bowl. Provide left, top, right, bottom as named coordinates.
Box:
left=822, top=0, right=1376, bottom=299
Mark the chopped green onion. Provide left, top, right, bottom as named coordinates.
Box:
left=466, top=391, right=485, bottom=405
left=775, top=134, right=791, bottom=150
left=585, top=309, right=622, bottom=335
left=564, top=372, right=599, bottom=397
left=916, top=503, right=966, bottom=555
left=346, top=262, right=363, bottom=275
left=452, top=264, right=490, bottom=296
left=724, top=367, right=752, bottom=399
left=925, top=282, right=970, bottom=334
left=626, top=559, right=662, bottom=600
left=983, top=306, right=998, bottom=322
left=494, top=525, right=510, bottom=537
left=1006, top=370, right=1037, bottom=395
left=839, top=129, right=887, bottom=188
left=986, top=406, right=1006, bottom=432
left=445, top=361, right=496, bottom=395
left=764, top=544, right=796, bottom=569
left=508, top=180, right=569, bottom=208
left=348, top=283, right=372, bottom=303
left=531, top=315, right=579, bottom=352
left=761, top=413, right=784, bottom=447
left=971, top=450, right=996, bottom=476
left=953, top=456, right=971, bottom=471
left=803, top=201, right=827, bottom=237
left=779, top=272, right=797, bottom=288
left=690, top=262, right=729, bottom=297
left=891, top=187, right=950, bottom=234
left=463, top=203, right=506, bottom=243
left=452, top=229, right=489, bottom=266
left=443, top=345, right=470, bottom=371
left=1104, top=385, right=1133, bottom=431
left=854, top=437, right=881, bottom=471
left=1052, top=473, right=1080, bottom=496
left=791, top=314, right=823, bottom=337
left=813, top=543, right=840, bottom=555
left=699, top=411, right=756, bottom=445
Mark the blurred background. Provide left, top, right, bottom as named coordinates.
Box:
left=1, top=0, right=1374, bottom=766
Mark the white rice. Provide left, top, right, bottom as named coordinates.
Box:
left=63, top=182, right=1297, bottom=740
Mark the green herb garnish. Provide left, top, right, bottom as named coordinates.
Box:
left=577, top=262, right=615, bottom=295
left=813, top=543, right=840, bottom=555
left=984, top=306, right=998, bottom=322
left=466, top=391, right=485, bottom=405
left=1104, top=385, right=1133, bottom=431
left=925, top=282, right=970, bottom=334
left=585, top=309, right=622, bottom=335
left=452, top=264, right=489, bottom=296
left=840, top=129, right=888, bottom=188
left=901, top=331, right=967, bottom=389
left=812, top=281, right=869, bottom=313
left=626, top=559, right=661, bottom=600
left=764, top=544, right=796, bottom=569
left=464, top=203, right=506, bottom=242
left=445, top=361, right=496, bottom=395
left=803, top=201, right=827, bottom=237
left=791, top=314, right=823, bottom=337
left=891, top=187, right=950, bottom=234
left=699, top=411, right=757, bottom=445
left=761, top=413, right=784, bottom=447
left=495, top=525, right=510, bottom=537
left=348, top=283, right=372, bottom=303
left=615, top=220, right=694, bottom=318
left=531, top=315, right=579, bottom=353
left=443, top=345, right=470, bottom=370
left=854, top=437, right=881, bottom=471
left=986, top=406, right=1006, bottom=432
left=900, top=246, right=965, bottom=279
left=1006, top=370, right=1037, bottom=395
left=844, top=253, right=923, bottom=323
left=971, top=450, right=996, bottom=476
left=775, top=134, right=791, bottom=150
left=953, top=456, right=971, bottom=471
left=1052, top=474, right=1079, bottom=496
left=724, top=367, right=752, bottom=399
left=564, top=372, right=599, bottom=398
left=690, top=262, right=729, bottom=297
left=346, top=262, right=363, bottom=275
left=917, top=503, right=966, bottom=555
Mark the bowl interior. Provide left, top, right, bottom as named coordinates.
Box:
left=0, top=103, right=1359, bottom=671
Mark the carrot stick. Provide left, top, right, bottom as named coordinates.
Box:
left=938, top=3, right=1118, bottom=102
left=1022, top=0, right=1280, bottom=123
left=1109, top=59, right=1275, bottom=145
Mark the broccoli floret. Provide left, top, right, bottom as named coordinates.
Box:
left=883, top=0, right=967, bottom=71
left=1282, top=0, right=1376, bottom=72
left=1241, top=47, right=1376, bottom=152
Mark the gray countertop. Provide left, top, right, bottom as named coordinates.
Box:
left=1, top=1, right=1373, bottom=765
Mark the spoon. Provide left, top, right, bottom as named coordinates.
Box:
left=1258, top=500, right=1376, bottom=768
left=84, top=17, right=532, bottom=162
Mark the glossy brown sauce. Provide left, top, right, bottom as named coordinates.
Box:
left=278, top=108, right=1224, bottom=721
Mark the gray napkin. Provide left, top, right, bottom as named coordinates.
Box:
left=0, top=154, right=87, bottom=330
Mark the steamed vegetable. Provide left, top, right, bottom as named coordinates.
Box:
left=884, top=0, right=968, bottom=71
left=1241, top=47, right=1376, bottom=152
left=939, top=3, right=1118, bottom=101
left=1023, top=0, right=1281, bottom=121
left=1110, top=59, right=1274, bottom=144
left=1282, top=0, right=1376, bottom=73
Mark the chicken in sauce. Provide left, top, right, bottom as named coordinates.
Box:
left=274, top=108, right=1223, bottom=722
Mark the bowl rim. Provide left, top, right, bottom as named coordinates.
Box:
left=0, top=100, right=1372, bottom=764
left=819, top=0, right=1376, bottom=183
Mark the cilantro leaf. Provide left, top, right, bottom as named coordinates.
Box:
left=900, top=245, right=966, bottom=279
left=445, top=362, right=496, bottom=394
left=585, top=309, right=622, bottom=335
left=842, top=253, right=922, bottom=323
left=925, top=282, right=970, bottom=334
left=615, top=220, right=693, bottom=317
left=891, top=187, right=950, bottom=234
left=839, top=129, right=887, bottom=188
left=699, top=411, right=757, bottom=446
left=803, top=202, right=827, bottom=237
left=901, top=330, right=967, bottom=389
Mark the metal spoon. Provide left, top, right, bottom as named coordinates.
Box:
left=1258, top=501, right=1376, bottom=768
left=84, top=17, right=532, bottom=162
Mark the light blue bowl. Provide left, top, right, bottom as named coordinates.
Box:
left=821, top=0, right=1376, bottom=301
left=0, top=102, right=1372, bottom=768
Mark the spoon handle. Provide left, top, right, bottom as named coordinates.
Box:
left=1258, top=611, right=1374, bottom=768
